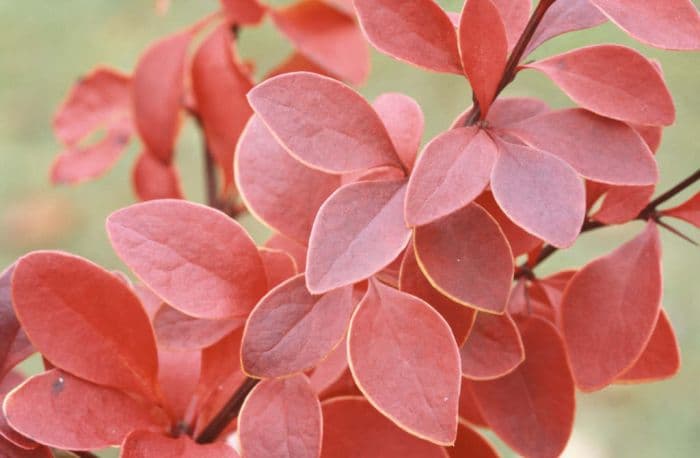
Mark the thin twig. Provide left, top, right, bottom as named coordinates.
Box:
left=195, top=377, right=260, bottom=444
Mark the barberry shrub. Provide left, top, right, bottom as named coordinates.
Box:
left=1, top=0, right=699, bottom=457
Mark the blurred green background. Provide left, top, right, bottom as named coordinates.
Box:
left=0, top=1, right=698, bottom=456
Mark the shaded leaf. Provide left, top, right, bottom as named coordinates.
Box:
left=239, top=375, right=321, bottom=458
left=486, top=97, right=550, bottom=128
left=373, top=93, right=424, bottom=171
left=460, top=312, right=524, bottom=380
left=414, top=203, right=514, bottom=314
left=220, top=0, right=265, bottom=25
left=0, top=371, right=40, bottom=451
left=242, top=274, right=354, bottom=378
left=153, top=305, right=243, bottom=351
left=354, top=0, right=462, bottom=74
left=348, top=280, right=460, bottom=445
left=107, top=200, right=267, bottom=320
left=592, top=184, right=655, bottom=224
left=157, top=349, right=201, bottom=423
left=306, top=179, right=411, bottom=293
left=475, top=191, right=542, bottom=257
left=0, top=265, right=33, bottom=380
left=259, top=247, right=298, bottom=288
left=265, top=51, right=336, bottom=80
left=561, top=222, right=662, bottom=391
left=458, top=379, right=487, bottom=428
left=308, top=336, right=349, bottom=395
left=265, top=233, right=308, bottom=270
left=0, top=436, right=51, bottom=458
left=122, top=430, right=239, bottom=457
left=447, top=420, right=499, bottom=458
left=132, top=151, right=184, bottom=201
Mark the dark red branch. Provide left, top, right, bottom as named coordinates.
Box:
left=195, top=377, right=260, bottom=444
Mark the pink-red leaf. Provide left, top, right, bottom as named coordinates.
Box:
left=219, top=0, right=265, bottom=25
left=373, top=93, right=424, bottom=171
left=662, top=192, right=700, bottom=227
left=354, top=0, right=462, bottom=74
left=107, top=200, right=267, bottom=320
left=248, top=72, right=400, bottom=173
left=235, top=116, right=341, bottom=244
left=458, top=0, right=508, bottom=116
left=590, top=0, right=700, bottom=50
left=153, top=305, right=242, bottom=351
left=265, top=233, right=308, bottom=271
left=157, top=349, right=201, bottom=422
left=525, top=45, right=675, bottom=126
left=306, top=179, right=411, bottom=293
left=508, top=108, right=658, bottom=185
left=447, top=420, right=499, bottom=458
left=348, top=280, right=461, bottom=445
left=308, top=337, right=349, bottom=395
left=4, top=370, right=166, bottom=451
left=241, top=274, right=354, bottom=378
left=526, top=0, right=607, bottom=54
left=592, top=184, right=655, bottom=224
left=0, top=265, right=32, bottom=380
left=132, top=151, right=184, bottom=201
left=475, top=191, right=542, bottom=257
left=491, top=139, right=585, bottom=248
left=561, top=222, right=662, bottom=391
left=399, top=246, right=475, bottom=345
left=259, top=247, right=298, bottom=288
left=617, top=310, right=680, bottom=383
left=471, top=318, right=575, bottom=458
left=460, top=312, right=524, bottom=380
left=272, top=0, right=369, bottom=84
left=486, top=97, right=550, bottom=128
left=11, top=252, right=159, bottom=399
left=491, top=0, right=530, bottom=51
left=321, top=396, right=448, bottom=458
left=239, top=375, right=321, bottom=458
left=132, top=31, right=191, bottom=163
left=414, top=203, right=514, bottom=314
left=405, top=128, right=496, bottom=226
left=192, top=25, right=254, bottom=186
left=122, top=430, right=239, bottom=458
left=0, top=436, right=51, bottom=458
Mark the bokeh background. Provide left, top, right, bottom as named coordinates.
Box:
left=0, top=1, right=698, bottom=456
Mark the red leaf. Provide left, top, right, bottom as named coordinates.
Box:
left=508, top=108, right=658, bottom=185
left=248, top=72, right=401, bottom=173
left=235, top=116, right=341, bottom=244
left=399, top=246, right=475, bottom=345
left=458, top=0, right=508, bottom=116
left=320, top=396, right=449, bottom=458
left=486, top=97, right=550, bottom=128
left=471, top=318, right=575, bottom=458
left=4, top=370, right=167, bottom=451
left=447, top=420, right=499, bottom=458
left=458, top=379, right=487, bottom=428
left=132, top=31, right=191, bottom=163
left=0, top=372, right=40, bottom=451
left=662, top=191, right=700, bottom=227
left=0, top=265, right=33, bottom=380
left=460, top=312, right=524, bottom=380
left=219, top=0, right=266, bottom=25
left=308, top=337, right=349, bottom=395
left=306, top=179, right=411, bottom=293
left=122, top=430, right=239, bottom=457
left=475, top=191, right=542, bottom=257
left=259, top=247, right=298, bottom=288
left=242, top=274, right=354, bottom=378
left=265, top=233, right=308, bottom=270
left=132, top=151, right=184, bottom=201
left=271, top=0, right=369, bottom=84
left=239, top=375, right=321, bottom=458
left=12, top=252, right=159, bottom=399
left=414, top=203, right=514, bottom=314
left=592, top=184, right=655, bottom=224
left=192, top=25, right=254, bottom=186
left=157, top=349, right=201, bottom=423
left=348, top=280, right=461, bottom=445
left=491, top=139, right=585, bottom=248
left=373, top=93, right=424, bottom=172
left=561, top=222, right=662, bottom=391
left=526, top=0, right=607, bottom=54
left=590, top=0, right=700, bottom=50
left=491, top=0, right=530, bottom=51
left=525, top=45, right=675, bottom=126
left=354, top=0, right=462, bottom=74
left=617, top=310, right=680, bottom=383
left=153, top=305, right=243, bottom=351
left=107, top=200, right=267, bottom=320
left=265, top=51, right=336, bottom=80
left=406, top=128, right=496, bottom=226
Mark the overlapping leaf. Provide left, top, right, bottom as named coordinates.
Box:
left=122, top=430, right=239, bottom=457
left=373, top=93, right=424, bottom=171
left=132, top=151, right=184, bottom=201
left=348, top=280, right=460, bottom=445
left=0, top=265, right=32, bottom=380
left=662, top=192, right=700, bottom=227
left=526, top=0, right=607, bottom=54
left=107, top=200, right=267, bottom=319
left=153, top=305, right=243, bottom=351
left=259, top=247, right=298, bottom=288
left=460, top=312, right=524, bottom=380
left=447, top=421, right=498, bottom=458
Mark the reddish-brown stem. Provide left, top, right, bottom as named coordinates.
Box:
left=203, top=141, right=222, bottom=211
left=195, top=377, right=260, bottom=444
left=516, top=167, right=700, bottom=278
left=464, top=0, right=557, bottom=126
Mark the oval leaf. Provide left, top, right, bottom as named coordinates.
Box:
left=121, top=430, right=238, bottom=457
left=354, top=0, right=462, bottom=74
left=12, top=252, right=159, bottom=399
left=491, top=139, right=585, bottom=248
left=525, top=45, right=675, bottom=126
left=132, top=151, right=184, bottom=201
left=153, top=305, right=242, bottom=351
left=373, top=93, right=424, bottom=171
left=248, top=72, right=400, bottom=173
left=561, top=221, right=663, bottom=391
left=471, top=318, right=575, bottom=458
left=348, top=280, right=461, bottom=445
left=474, top=191, right=542, bottom=257
left=107, top=200, right=267, bottom=320
left=414, top=203, right=514, bottom=314
left=406, top=128, right=496, bottom=226
left=491, top=0, right=530, bottom=51
left=238, top=375, right=321, bottom=458
left=526, top=0, right=607, bottom=55
left=306, top=179, right=411, bottom=293
left=460, top=312, right=524, bottom=380
left=236, top=116, right=341, bottom=244
left=242, top=274, right=354, bottom=378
